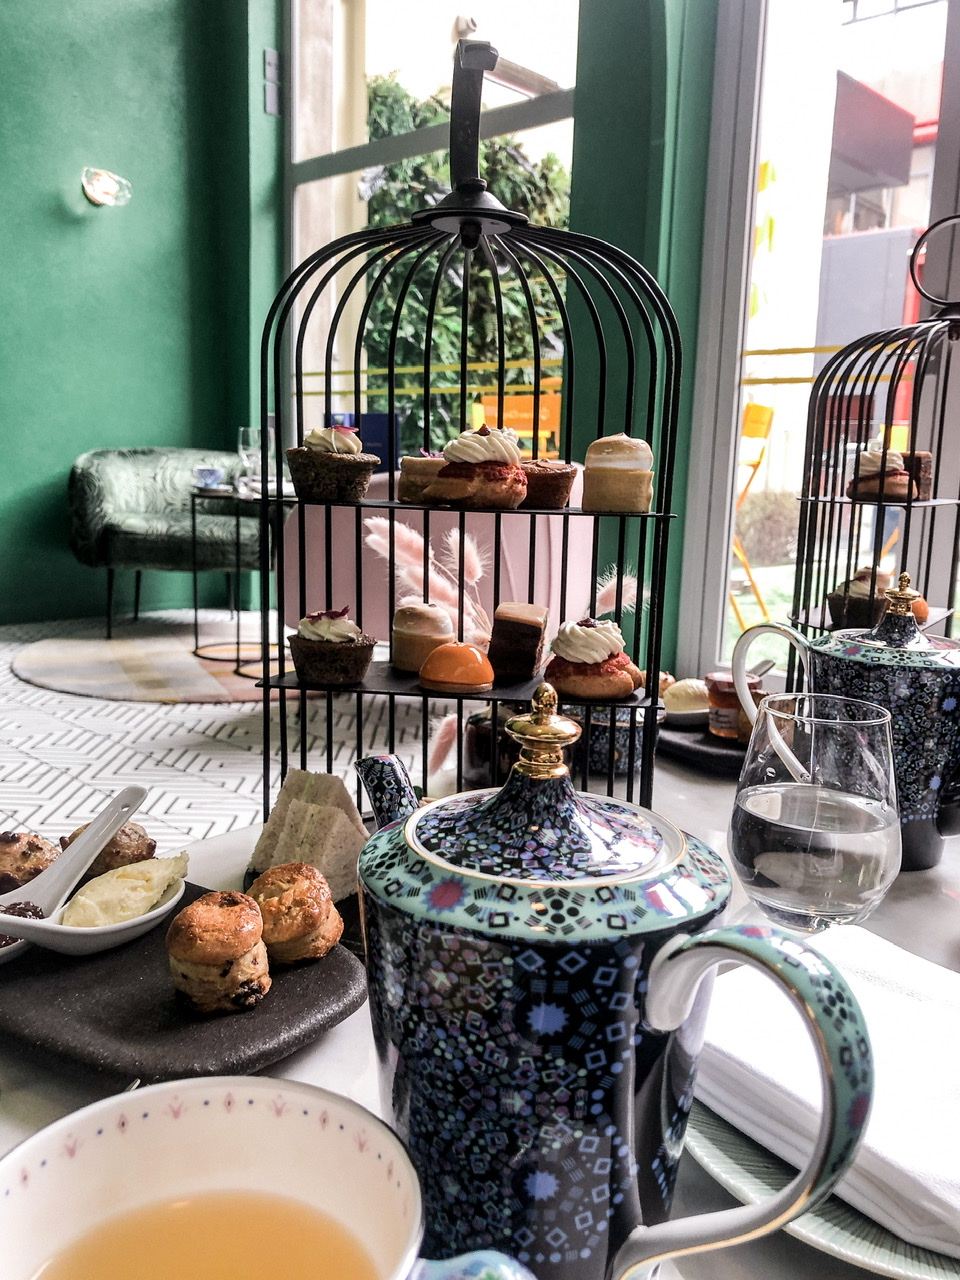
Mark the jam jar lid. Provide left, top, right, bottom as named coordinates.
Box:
left=405, top=684, right=685, bottom=885
left=705, top=670, right=759, bottom=694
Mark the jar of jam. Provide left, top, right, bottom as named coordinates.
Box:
left=705, top=669, right=760, bottom=740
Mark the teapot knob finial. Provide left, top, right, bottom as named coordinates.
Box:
left=504, top=682, right=582, bottom=779
left=884, top=571, right=921, bottom=616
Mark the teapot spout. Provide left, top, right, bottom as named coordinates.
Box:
left=356, top=755, right=419, bottom=829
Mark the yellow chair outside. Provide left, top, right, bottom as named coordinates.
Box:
left=730, top=403, right=775, bottom=632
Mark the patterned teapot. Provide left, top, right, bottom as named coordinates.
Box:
left=732, top=573, right=960, bottom=872
left=356, top=685, right=873, bottom=1280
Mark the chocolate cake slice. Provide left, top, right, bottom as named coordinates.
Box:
left=486, top=602, right=549, bottom=684
left=901, top=451, right=933, bottom=501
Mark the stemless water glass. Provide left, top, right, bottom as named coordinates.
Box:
left=729, top=692, right=901, bottom=932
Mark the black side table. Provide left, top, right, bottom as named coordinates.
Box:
left=189, top=486, right=275, bottom=679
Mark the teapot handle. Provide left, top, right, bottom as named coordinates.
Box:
left=731, top=622, right=811, bottom=725
left=610, top=924, right=871, bottom=1275
left=414, top=1250, right=536, bottom=1280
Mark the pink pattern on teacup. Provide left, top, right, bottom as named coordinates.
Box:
left=19, top=1167, right=28, bottom=1187
left=223, top=1093, right=235, bottom=1112
left=270, top=1096, right=288, bottom=1117
left=355, top=1128, right=369, bottom=1153
left=319, top=1110, right=329, bottom=1128
left=166, top=1097, right=186, bottom=1119
left=116, top=1114, right=129, bottom=1134
left=62, top=1135, right=80, bottom=1159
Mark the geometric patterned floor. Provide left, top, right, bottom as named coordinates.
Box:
left=0, top=611, right=426, bottom=856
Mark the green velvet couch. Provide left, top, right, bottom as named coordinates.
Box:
left=68, top=447, right=262, bottom=636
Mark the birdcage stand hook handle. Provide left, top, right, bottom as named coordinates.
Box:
left=450, top=39, right=500, bottom=193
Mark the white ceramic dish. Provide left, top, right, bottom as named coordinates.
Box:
left=0, top=878, right=185, bottom=955
left=0, top=1076, right=423, bottom=1280
left=685, top=1100, right=959, bottom=1280
left=0, top=786, right=154, bottom=963
left=0, top=1076, right=528, bottom=1280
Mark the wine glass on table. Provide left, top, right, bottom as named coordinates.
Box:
left=237, top=426, right=261, bottom=495
left=729, top=692, right=901, bottom=932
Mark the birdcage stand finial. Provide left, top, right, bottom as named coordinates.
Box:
left=411, top=39, right=528, bottom=237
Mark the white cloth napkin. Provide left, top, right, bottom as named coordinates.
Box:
left=694, top=926, right=960, bottom=1258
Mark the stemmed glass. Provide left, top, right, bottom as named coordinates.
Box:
left=237, top=425, right=275, bottom=495
left=729, top=692, right=901, bottom=932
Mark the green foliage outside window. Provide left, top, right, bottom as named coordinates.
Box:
left=362, top=74, right=571, bottom=452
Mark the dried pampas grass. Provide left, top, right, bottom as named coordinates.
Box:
left=595, top=566, right=643, bottom=619
left=363, top=516, right=491, bottom=645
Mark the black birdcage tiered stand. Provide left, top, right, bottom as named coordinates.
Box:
left=791, top=215, right=960, bottom=649
left=257, top=40, right=682, bottom=816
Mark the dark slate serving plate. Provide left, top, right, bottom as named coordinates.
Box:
left=0, top=882, right=367, bottom=1084
left=656, top=724, right=747, bottom=778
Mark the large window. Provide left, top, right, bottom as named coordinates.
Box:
left=677, top=0, right=960, bottom=678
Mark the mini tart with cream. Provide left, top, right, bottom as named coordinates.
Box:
left=288, top=607, right=376, bottom=686
left=421, top=427, right=527, bottom=509
left=581, top=433, right=654, bottom=513
left=286, top=426, right=380, bottom=503
left=545, top=618, right=644, bottom=699
left=419, top=641, right=495, bottom=694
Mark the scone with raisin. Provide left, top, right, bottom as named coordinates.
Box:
left=60, top=820, right=156, bottom=877
left=247, top=862, right=343, bottom=965
left=0, top=831, right=61, bottom=894
left=166, top=891, right=271, bottom=1013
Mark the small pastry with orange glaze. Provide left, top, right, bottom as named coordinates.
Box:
left=419, top=641, right=495, bottom=694
left=247, top=862, right=343, bottom=965
left=545, top=618, right=644, bottom=700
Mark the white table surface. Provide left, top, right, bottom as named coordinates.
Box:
left=2, top=756, right=959, bottom=1280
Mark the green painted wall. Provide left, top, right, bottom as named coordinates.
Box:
left=0, top=0, right=281, bottom=624
left=570, top=0, right=719, bottom=668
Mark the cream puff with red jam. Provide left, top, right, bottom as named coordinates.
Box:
left=544, top=618, right=644, bottom=699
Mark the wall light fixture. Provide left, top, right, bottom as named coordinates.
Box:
left=81, top=167, right=133, bottom=207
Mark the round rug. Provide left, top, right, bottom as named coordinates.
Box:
left=12, top=622, right=275, bottom=704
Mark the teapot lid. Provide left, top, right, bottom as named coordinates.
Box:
left=405, top=683, right=684, bottom=884
left=843, top=572, right=960, bottom=658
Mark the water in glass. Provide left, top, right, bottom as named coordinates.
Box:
left=729, top=693, right=901, bottom=932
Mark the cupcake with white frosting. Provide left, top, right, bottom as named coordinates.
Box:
left=581, top=433, right=654, bottom=513
left=544, top=617, right=644, bottom=699
left=286, top=426, right=380, bottom=503
left=420, top=426, right=527, bottom=509
left=288, top=606, right=377, bottom=685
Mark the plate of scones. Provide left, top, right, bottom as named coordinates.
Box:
left=0, top=772, right=369, bottom=1083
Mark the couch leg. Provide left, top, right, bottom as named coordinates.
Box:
left=133, top=571, right=142, bottom=622
left=106, top=568, right=115, bottom=640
